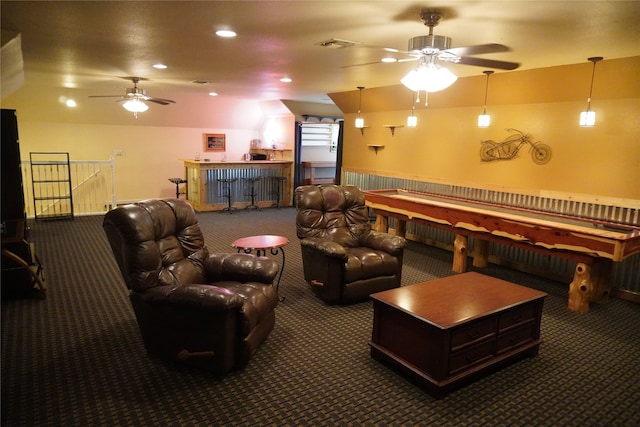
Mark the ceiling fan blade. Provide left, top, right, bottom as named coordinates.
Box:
left=341, top=61, right=389, bottom=69
left=341, top=55, right=418, bottom=69
left=445, top=43, right=511, bottom=57
left=456, top=56, right=520, bottom=70
left=397, top=57, right=420, bottom=63
left=145, top=97, right=176, bottom=105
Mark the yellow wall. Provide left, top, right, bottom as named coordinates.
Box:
left=5, top=57, right=639, bottom=204
left=331, top=57, right=640, bottom=202
left=17, top=121, right=259, bottom=202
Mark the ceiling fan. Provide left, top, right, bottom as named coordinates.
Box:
left=89, top=77, right=176, bottom=117
left=347, top=10, right=520, bottom=94
left=401, top=10, right=520, bottom=71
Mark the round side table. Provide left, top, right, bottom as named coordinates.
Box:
left=232, top=235, right=289, bottom=299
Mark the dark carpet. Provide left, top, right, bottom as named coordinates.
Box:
left=2, top=207, right=639, bottom=426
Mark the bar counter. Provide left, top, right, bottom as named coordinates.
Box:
left=184, top=160, right=293, bottom=212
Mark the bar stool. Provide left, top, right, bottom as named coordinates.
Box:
left=219, top=178, right=237, bottom=213
left=168, top=178, right=187, bottom=199
left=271, top=176, right=287, bottom=208
left=244, top=176, right=263, bottom=211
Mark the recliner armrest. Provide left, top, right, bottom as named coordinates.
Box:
left=361, top=231, right=407, bottom=255
left=136, top=283, right=245, bottom=311
left=300, top=238, right=348, bottom=261
left=204, top=252, right=279, bottom=284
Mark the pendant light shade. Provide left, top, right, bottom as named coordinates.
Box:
left=579, top=110, right=596, bottom=127
left=477, top=114, right=491, bottom=128
left=477, top=70, right=494, bottom=128
left=579, top=56, right=603, bottom=127
left=407, top=110, right=417, bottom=127
left=401, top=56, right=457, bottom=93
left=407, top=92, right=418, bottom=127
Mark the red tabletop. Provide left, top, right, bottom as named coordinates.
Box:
left=232, top=235, right=289, bottom=251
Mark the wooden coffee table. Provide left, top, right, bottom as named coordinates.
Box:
left=369, top=272, right=547, bottom=398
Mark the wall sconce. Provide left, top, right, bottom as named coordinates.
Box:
left=579, top=56, right=603, bottom=127
left=355, top=86, right=365, bottom=133
left=122, top=98, right=149, bottom=118
left=477, top=70, right=494, bottom=128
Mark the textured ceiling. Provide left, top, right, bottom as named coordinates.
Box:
left=2, top=1, right=639, bottom=108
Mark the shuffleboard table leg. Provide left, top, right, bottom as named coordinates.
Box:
left=453, top=234, right=468, bottom=273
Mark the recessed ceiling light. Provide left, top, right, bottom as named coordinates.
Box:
left=381, top=57, right=398, bottom=63
left=66, top=99, right=77, bottom=108
left=208, top=92, right=218, bottom=96
left=153, top=63, right=168, bottom=69
left=280, top=77, right=292, bottom=83
left=216, top=29, right=237, bottom=38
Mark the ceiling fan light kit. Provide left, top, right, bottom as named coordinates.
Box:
left=401, top=57, right=458, bottom=93
left=579, top=56, right=603, bottom=127
left=123, top=98, right=149, bottom=113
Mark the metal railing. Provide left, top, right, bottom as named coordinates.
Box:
left=21, top=158, right=116, bottom=218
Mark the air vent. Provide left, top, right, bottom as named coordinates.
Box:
left=191, top=80, right=209, bottom=85
left=315, top=38, right=361, bottom=49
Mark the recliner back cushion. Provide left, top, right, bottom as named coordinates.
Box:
left=103, top=199, right=207, bottom=291
left=295, top=185, right=371, bottom=247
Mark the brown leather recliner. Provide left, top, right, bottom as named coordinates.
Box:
left=103, top=198, right=278, bottom=375
left=295, top=185, right=407, bottom=304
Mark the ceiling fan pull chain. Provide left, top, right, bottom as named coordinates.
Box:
left=414, top=90, right=429, bottom=107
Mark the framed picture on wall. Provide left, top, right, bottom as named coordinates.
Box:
left=204, top=133, right=226, bottom=151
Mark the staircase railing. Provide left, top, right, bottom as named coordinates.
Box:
left=21, top=157, right=116, bottom=218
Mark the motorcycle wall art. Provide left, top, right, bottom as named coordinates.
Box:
left=480, top=129, right=551, bottom=165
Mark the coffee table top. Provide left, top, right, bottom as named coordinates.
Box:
left=232, top=235, right=289, bottom=251
left=370, top=272, right=547, bottom=329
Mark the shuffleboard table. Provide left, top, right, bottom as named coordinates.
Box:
left=364, top=189, right=640, bottom=313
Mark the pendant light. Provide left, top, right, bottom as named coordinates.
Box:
left=407, top=92, right=418, bottom=127
left=579, top=56, right=603, bottom=127
left=355, top=86, right=365, bottom=133
left=407, top=105, right=418, bottom=127
left=477, top=70, right=494, bottom=128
